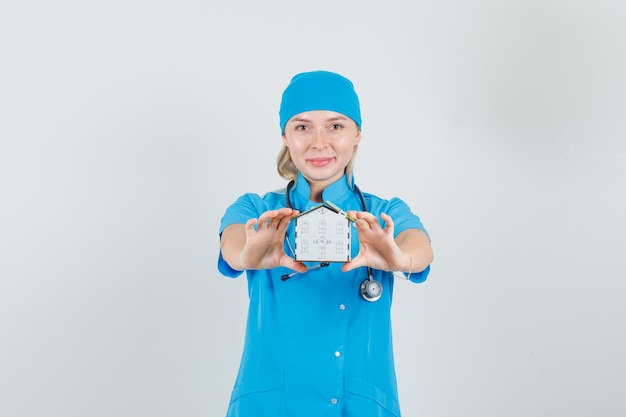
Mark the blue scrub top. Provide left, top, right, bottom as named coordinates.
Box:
left=218, top=174, right=430, bottom=417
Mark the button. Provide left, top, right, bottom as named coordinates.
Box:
left=339, top=304, right=346, bottom=310
left=334, top=351, right=341, bottom=357
left=330, top=398, right=338, bottom=405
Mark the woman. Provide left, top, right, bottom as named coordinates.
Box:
left=218, top=70, right=433, bottom=417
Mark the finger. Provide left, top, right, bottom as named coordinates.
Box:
left=275, top=208, right=299, bottom=222
left=365, top=215, right=381, bottom=229
left=262, top=209, right=292, bottom=230
left=277, top=213, right=298, bottom=233
left=349, top=211, right=372, bottom=229
left=380, top=212, right=395, bottom=233
left=281, top=256, right=307, bottom=273
left=244, top=218, right=258, bottom=234
left=350, top=210, right=372, bottom=220
left=354, top=214, right=380, bottom=231
left=257, top=210, right=277, bottom=227
left=270, top=209, right=298, bottom=232
left=341, top=254, right=367, bottom=272
left=276, top=207, right=296, bottom=217
left=268, top=208, right=297, bottom=225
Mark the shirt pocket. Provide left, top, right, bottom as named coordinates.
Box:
left=345, top=377, right=401, bottom=417
left=227, top=373, right=284, bottom=417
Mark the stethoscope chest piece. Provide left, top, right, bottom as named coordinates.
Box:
left=360, top=276, right=382, bottom=302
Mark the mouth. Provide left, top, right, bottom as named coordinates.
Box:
left=307, top=157, right=335, bottom=167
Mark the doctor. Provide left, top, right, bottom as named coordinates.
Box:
left=218, top=70, right=434, bottom=417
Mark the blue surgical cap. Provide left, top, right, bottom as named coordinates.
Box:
left=279, top=70, right=362, bottom=134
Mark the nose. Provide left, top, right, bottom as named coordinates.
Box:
left=312, top=129, right=329, bottom=149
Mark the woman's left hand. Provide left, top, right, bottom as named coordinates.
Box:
left=341, top=211, right=409, bottom=273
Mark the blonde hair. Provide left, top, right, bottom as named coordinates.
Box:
left=276, top=144, right=359, bottom=188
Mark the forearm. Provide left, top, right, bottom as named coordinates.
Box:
left=395, top=229, right=433, bottom=273
left=220, top=224, right=247, bottom=271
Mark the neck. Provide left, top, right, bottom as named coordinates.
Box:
left=302, top=171, right=348, bottom=203
left=305, top=176, right=340, bottom=203
left=308, top=184, right=324, bottom=203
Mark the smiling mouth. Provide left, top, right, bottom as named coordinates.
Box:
left=308, top=157, right=335, bottom=167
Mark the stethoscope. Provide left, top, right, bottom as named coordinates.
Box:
left=282, top=179, right=383, bottom=302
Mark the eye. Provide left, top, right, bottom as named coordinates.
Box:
left=295, top=124, right=308, bottom=131
left=330, top=123, right=343, bottom=130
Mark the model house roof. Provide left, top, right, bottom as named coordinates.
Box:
left=295, top=201, right=356, bottom=222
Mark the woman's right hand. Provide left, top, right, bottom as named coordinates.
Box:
left=221, top=208, right=307, bottom=273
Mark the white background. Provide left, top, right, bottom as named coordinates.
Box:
left=1, top=1, right=625, bottom=416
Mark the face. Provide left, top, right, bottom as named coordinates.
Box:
left=282, top=110, right=361, bottom=190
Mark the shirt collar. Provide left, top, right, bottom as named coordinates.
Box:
left=291, top=172, right=355, bottom=210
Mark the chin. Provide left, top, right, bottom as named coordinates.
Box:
left=306, top=173, right=343, bottom=184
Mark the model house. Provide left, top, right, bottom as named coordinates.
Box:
left=294, top=201, right=353, bottom=262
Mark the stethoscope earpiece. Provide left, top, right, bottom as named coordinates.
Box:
left=359, top=267, right=382, bottom=302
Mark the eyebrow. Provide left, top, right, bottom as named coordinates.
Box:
left=290, top=115, right=349, bottom=123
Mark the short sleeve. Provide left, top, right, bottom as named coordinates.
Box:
left=217, top=193, right=269, bottom=278
left=219, top=193, right=269, bottom=235
left=397, top=264, right=430, bottom=283
left=382, top=197, right=431, bottom=284
left=383, top=197, right=430, bottom=240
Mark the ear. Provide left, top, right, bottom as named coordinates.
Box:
left=282, top=134, right=288, bottom=147
left=354, top=130, right=362, bottom=145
